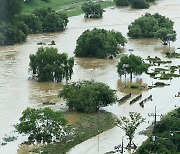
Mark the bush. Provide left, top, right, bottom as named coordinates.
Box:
left=59, top=80, right=117, bottom=113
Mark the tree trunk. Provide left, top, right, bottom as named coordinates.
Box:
left=130, top=72, right=133, bottom=81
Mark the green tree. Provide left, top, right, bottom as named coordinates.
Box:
left=81, top=1, right=104, bottom=18
left=155, top=28, right=176, bottom=45
left=0, top=22, right=27, bottom=45
left=15, top=107, right=69, bottom=142
left=59, top=80, right=117, bottom=113
left=117, top=54, right=149, bottom=80
left=34, top=7, right=68, bottom=32
left=114, top=0, right=130, bottom=6
left=136, top=107, right=180, bottom=153
left=0, top=0, right=23, bottom=21
left=116, top=112, right=145, bottom=149
left=128, top=13, right=175, bottom=39
left=74, top=28, right=127, bottom=58
left=131, top=0, right=149, bottom=9
left=29, top=47, right=74, bottom=82
left=17, top=14, right=43, bottom=33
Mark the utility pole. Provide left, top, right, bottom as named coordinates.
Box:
left=148, top=106, right=162, bottom=153
left=97, top=108, right=100, bottom=153
left=148, top=106, right=162, bottom=126
left=121, top=137, right=124, bottom=154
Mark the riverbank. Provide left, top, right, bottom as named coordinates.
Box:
left=22, top=0, right=114, bottom=17
left=30, top=111, right=116, bottom=154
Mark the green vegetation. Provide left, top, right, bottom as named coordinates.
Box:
left=116, top=112, right=145, bottom=149
left=0, top=0, right=23, bottom=21
left=154, top=82, right=166, bottom=87
left=128, top=13, right=176, bottom=42
left=0, top=0, right=28, bottom=45
left=29, top=47, right=74, bottom=82
left=114, top=0, right=155, bottom=9
left=33, top=7, right=68, bottom=32
left=165, top=52, right=180, bottom=58
left=22, top=0, right=114, bottom=17
left=59, top=80, right=117, bottom=113
left=155, top=28, right=176, bottom=45
left=74, top=28, right=127, bottom=58
left=0, top=0, right=69, bottom=45
left=131, top=0, right=149, bottom=9
left=32, top=111, right=116, bottom=154
left=147, top=56, right=172, bottom=65
left=15, top=108, right=69, bottom=142
left=81, top=1, right=104, bottom=18
left=136, top=107, right=180, bottom=153
left=117, top=54, right=149, bottom=80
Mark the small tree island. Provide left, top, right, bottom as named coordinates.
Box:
left=128, top=13, right=176, bottom=45
left=81, top=1, right=104, bottom=18
left=29, top=47, right=74, bottom=82
left=74, top=28, right=127, bottom=59
left=114, top=0, right=156, bottom=9
left=59, top=80, right=117, bottom=113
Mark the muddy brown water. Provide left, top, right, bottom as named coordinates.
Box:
left=0, top=0, right=180, bottom=153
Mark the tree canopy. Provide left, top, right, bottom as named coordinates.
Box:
left=81, top=1, right=104, bottom=18
left=34, top=7, right=69, bottom=32
left=128, top=13, right=176, bottom=41
left=15, top=107, right=69, bottom=142
left=74, top=28, right=127, bottom=58
left=155, top=28, right=176, bottom=45
left=0, top=21, right=28, bottom=45
left=0, top=0, right=23, bottom=21
left=114, top=0, right=153, bottom=9
left=29, top=47, right=74, bottom=82
left=59, top=80, right=117, bottom=113
left=17, top=14, right=43, bottom=34
left=117, top=54, right=149, bottom=80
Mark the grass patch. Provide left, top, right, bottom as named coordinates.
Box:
left=165, top=52, right=180, bottom=58
left=22, top=0, right=114, bottom=17
left=154, top=82, right=167, bottom=87
left=32, top=111, right=116, bottom=154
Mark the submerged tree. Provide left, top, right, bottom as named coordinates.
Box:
left=29, top=47, right=74, bottom=82
left=81, top=1, right=104, bottom=18
left=59, top=80, right=117, bottom=113
left=128, top=13, right=176, bottom=41
left=74, top=28, right=127, bottom=58
left=15, top=107, right=69, bottom=142
left=117, top=54, right=149, bottom=80
left=116, top=112, right=145, bottom=149
left=155, top=28, right=176, bottom=45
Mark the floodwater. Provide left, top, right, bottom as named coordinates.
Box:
left=0, top=0, right=180, bottom=153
